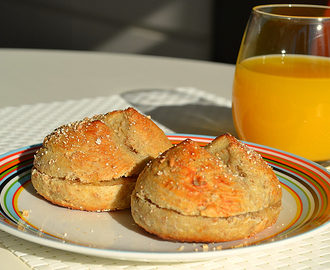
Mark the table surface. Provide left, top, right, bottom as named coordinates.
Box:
left=0, top=49, right=234, bottom=108
left=1, top=49, right=330, bottom=270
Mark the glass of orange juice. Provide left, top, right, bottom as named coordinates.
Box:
left=232, top=4, right=330, bottom=164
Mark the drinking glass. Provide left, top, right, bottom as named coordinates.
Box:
left=232, top=4, right=330, bottom=165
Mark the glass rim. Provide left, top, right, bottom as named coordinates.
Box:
left=253, top=4, right=330, bottom=19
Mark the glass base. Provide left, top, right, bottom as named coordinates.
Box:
left=316, top=160, right=330, bottom=171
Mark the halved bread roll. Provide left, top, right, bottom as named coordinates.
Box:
left=31, top=107, right=173, bottom=211
left=131, top=133, right=282, bottom=242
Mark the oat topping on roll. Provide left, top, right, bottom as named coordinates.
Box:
left=31, top=107, right=173, bottom=211
left=131, top=133, right=282, bottom=243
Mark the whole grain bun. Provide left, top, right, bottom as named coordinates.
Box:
left=131, top=133, right=282, bottom=242
left=31, top=107, right=172, bottom=211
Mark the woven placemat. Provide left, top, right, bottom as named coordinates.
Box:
left=1, top=88, right=330, bottom=269
left=1, top=224, right=330, bottom=269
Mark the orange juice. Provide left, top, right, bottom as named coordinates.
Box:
left=232, top=54, right=330, bottom=161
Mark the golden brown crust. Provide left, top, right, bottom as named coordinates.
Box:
left=34, top=107, right=172, bottom=183
left=204, top=133, right=282, bottom=209
left=131, top=134, right=282, bottom=242
left=32, top=107, right=172, bottom=211
left=134, top=139, right=249, bottom=218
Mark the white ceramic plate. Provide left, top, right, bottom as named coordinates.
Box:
left=1, top=134, right=330, bottom=262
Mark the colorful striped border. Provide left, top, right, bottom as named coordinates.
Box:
left=0, top=144, right=40, bottom=226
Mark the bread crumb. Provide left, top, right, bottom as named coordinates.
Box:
left=202, top=244, right=209, bottom=251
left=177, top=245, right=184, bottom=251
left=21, top=209, right=30, bottom=219
left=233, top=243, right=244, bottom=248
left=169, top=158, right=175, bottom=167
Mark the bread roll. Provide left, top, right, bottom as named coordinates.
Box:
left=131, top=133, right=282, bottom=242
left=32, top=107, right=172, bottom=211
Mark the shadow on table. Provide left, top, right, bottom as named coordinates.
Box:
left=121, top=89, right=238, bottom=137
left=145, top=104, right=237, bottom=137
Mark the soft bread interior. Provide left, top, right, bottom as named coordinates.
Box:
left=32, top=168, right=137, bottom=211
left=131, top=194, right=282, bottom=242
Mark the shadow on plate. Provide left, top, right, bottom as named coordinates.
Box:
left=108, top=209, right=165, bottom=241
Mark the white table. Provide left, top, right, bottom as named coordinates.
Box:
left=1, top=49, right=330, bottom=270
left=0, top=49, right=234, bottom=108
